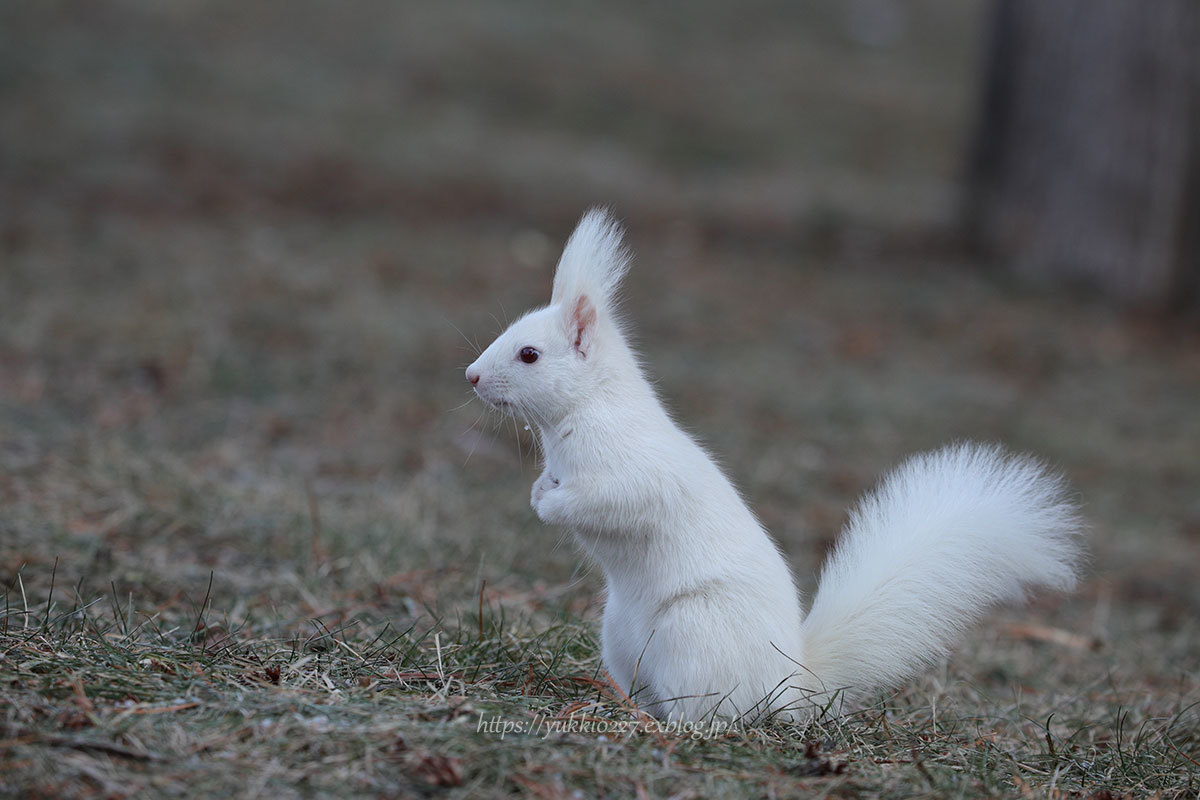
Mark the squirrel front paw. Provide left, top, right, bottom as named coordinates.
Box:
left=531, top=472, right=560, bottom=512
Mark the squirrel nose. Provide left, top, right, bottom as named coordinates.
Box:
left=466, top=366, right=481, bottom=386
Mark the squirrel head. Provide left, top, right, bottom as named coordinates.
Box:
left=466, top=208, right=631, bottom=428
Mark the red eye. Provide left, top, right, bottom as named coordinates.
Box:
left=519, top=347, right=539, bottom=364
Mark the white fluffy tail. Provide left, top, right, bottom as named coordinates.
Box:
left=799, top=443, right=1083, bottom=704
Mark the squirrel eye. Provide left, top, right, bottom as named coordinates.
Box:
left=519, top=347, right=540, bottom=364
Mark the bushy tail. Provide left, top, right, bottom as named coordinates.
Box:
left=798, top=443, right=1083, bottom=705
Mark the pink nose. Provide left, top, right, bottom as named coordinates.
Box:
left=466, top=366, right=480, bottom=386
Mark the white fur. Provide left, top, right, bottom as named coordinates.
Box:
left=465, top=209, right=1083, bottom=723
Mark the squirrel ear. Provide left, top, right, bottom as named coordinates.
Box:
left=568, top=294, right=598, bottom=357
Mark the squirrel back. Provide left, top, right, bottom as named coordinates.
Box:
left=466, top=209, right=1083, bottom=722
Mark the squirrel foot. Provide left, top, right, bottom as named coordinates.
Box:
left=531, top=472, right=561, bottom=513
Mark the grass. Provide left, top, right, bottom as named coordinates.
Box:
left=2, top=0, right=1199, bottom=797
left=2, top=575, right=1198, bottom=797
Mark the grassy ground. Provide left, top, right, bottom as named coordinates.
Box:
left=2, top=1, right=1199, bottom=797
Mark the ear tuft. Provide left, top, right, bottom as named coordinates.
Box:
left=550, top=208, right=631, bottom=319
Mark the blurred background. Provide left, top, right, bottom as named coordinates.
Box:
left=1, top=0, right=1198, bottom=645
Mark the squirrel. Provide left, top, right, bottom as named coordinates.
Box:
left=465, top=208, right=1083, bottom=723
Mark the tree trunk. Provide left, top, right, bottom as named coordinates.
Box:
left=965, top=0, right=1200, bottom=310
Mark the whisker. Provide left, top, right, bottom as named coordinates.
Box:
left=460, top=408, right=489, bottom=466
left=446, top=394, right=479, bottom=414
left=508, top=400, right=532, bottom=470
left=511, top=411, right=524, bottom=469
left=484, top=407, right=506, bottom=454
left=443, top=315, right=482, bottom=357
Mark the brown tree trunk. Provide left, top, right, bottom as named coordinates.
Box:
left=965, top=0, right=1200, bottom=310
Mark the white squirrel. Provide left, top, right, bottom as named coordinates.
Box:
left=465, top=209, right=1083, bottom=723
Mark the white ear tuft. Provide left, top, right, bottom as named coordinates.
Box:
left=550, top=208, right=631, bottom=317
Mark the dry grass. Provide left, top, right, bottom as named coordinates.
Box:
left=2, top=1, right=1199, bottom=797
